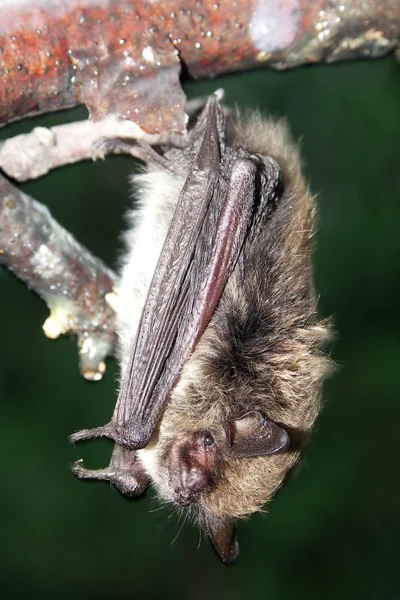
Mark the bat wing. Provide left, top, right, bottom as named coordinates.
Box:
left=71, top=97, right=281, bottom=452
left=115, top=101, right=260, bottom=449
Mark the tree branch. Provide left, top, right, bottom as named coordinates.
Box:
left=1, top=0, right=398, bottom=133
left=0, top=116, right=167, bottom=181
left=0, top=91, right=224, bottom=181
left=0, top=0, right=398, bottom=381
left=0, top=174, right=117, bottom=380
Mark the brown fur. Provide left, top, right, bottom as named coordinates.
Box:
left=71, top=101, right=332, bottom=560
left=137, top=110, right=331, bottom=521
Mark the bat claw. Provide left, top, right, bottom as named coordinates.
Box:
left=92, top=137, right=138, bottom=160
left=72, top=459, right=113, bottom=480
left=69, top=424, right=112, bottom=444
left=69, top=423, right=145, bottom=450
left=72, top=459, right=115, bottom=480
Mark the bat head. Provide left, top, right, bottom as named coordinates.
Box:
left=137, top=282, right=329, bottom=563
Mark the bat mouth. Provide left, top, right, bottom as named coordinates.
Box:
left=173, top=489, right=197, bottom=507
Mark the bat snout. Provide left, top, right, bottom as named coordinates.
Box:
left=168, top=431, right=218, bottom=505
left=173, top=488, right=196, bottom=507
left=173, top=466, right=211, bottom=506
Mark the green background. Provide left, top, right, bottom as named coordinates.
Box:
left=0, top=56, right=399, bottom=599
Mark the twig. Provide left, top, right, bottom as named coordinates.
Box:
left=0, top=92, right=225, bottom=181
left=0, top=174, right=117, bottom=380
left=0, top=116, right=167, bottom=182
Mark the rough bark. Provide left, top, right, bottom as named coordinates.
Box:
left=1, top=0, right=398, bottom=133
left=0, top=173, right=117, bottom=380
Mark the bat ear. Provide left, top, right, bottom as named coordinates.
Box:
left=206, top=518, right=239, bottom=564
left=224, top=411, right=289, bottom=458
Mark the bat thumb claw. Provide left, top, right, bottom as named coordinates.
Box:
left=69, top=424, right=112, bottom=444
left=72, top=459, right=115, bottom=481
left=72, top=459, right=92, bottom=478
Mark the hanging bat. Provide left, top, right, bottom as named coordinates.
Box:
left=70, top=96, right=330, bottom=563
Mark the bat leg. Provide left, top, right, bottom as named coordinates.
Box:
left=92, top=136, right=170, bottom=169
left=72, top=445, right=150, bottom=497
left=92, top=136, right=139, bottom=158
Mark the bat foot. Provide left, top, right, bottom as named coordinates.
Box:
left=72, top=454, right=149, bottom=497
left=92, top=137, right=133, bottom=160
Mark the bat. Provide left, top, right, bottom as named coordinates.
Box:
left=70, top=96, right=330, bottom=563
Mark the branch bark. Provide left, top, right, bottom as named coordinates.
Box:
left=0, top=0, right=398, bottom=380
left=1, top=0, right=399, bottom=133
left=0, top=116, right=166, bottom=181
left=0, top=91, right=227, bottom=371
left=0, top=174, right=117, bottom=380
left=0, top=91, right=223, bottom=181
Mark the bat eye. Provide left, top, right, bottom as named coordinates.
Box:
left=203, top=432, right=214, bottom=447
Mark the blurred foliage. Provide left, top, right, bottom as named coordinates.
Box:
left=0, top=56, right=399, bottom=599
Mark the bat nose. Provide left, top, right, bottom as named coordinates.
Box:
left=168, top=432, right=217, bottom=506
left=174, top=489, right=194, bottom=506
left=173, top=466, right=208, bottom=506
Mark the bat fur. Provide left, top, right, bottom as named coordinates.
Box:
left=73, top=99, right=331, bottom=562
